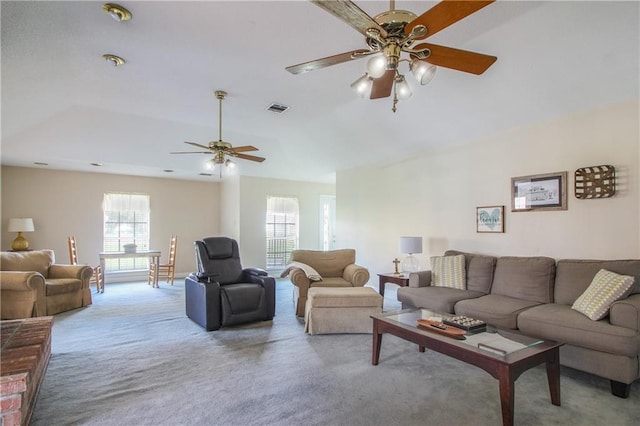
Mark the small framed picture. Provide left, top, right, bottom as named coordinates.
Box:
left=476, top=205, right=505, bottom=233
left=511, top=171, right=568, bottom=212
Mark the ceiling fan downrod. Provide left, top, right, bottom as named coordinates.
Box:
left=215, top=90, right=227, bottom=142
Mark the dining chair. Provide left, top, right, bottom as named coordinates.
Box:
left=148, top=235, right=177, bottom=286
left=67, top=235, right=104, bottom=293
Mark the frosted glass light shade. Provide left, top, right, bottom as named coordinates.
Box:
left=351, top=74, right=373, bottom=98
left=367, top=55, right=387, bottom=78
left=395, top=76, right=412, bottom=100
left=411, top=60, right=436, bottom=85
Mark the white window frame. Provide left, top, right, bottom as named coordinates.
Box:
left=266, top=196, right=299, bottom=271
left=102, top=192, right=150, bottom=271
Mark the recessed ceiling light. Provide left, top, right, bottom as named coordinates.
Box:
left=90, top=162, right=103, bottom=167
left=266, top=103, right=290, bottom=114
left=102, top=54, right=126, bottom=67
left=103, top=3, right=132, bottom=22
left=34, top=162, right=49, bottom=166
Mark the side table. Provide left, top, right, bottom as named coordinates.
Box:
left=377, top=273, right=409, bottom=297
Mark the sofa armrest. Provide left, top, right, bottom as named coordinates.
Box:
left=408, top=271, right=432, bottom=288
left=0, top=271, right=47, bottom=318
left=290, top=268, right=310, bottom=289
left=244, top=267, right=268, bottom=277
left=343, top=264, right=370, bottom=287
left=49, top=264, right=92, bottom=281
left=610, top=294, right=640, bottom=331
left=245, top=273, right=276, bottom=319
left=0, top=271, right=46, bottom=291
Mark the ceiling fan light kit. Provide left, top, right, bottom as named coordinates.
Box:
left=287, top=0, right=497, bottom=112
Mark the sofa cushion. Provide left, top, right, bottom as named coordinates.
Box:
left=309, top=277, right=354, bottom=288
left=0, top=250, right=55, bottom=277
left=571, top=269, right=635, bottom=320
left=454, top=294, right=541, bottom=329
left=430, top=255, right=466, bottom=290
left=397, top=286, right=485, bottom=314
left=555, top=259, right=640, bottom=305
left=444, top=250, right=496, bottom=294
left=518, top=303, right=638, bottom=357
left=45, top=278, right=82, bottom=296
left=490, top=256, right=555, bottom=303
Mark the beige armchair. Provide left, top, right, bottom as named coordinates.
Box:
left=283, top=249, right=370, bottom=316
left=0, top=249, right=92, bottom=319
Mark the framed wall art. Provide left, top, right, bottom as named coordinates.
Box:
left=477, top=205, right=505, bottom=233
left=511, top=171, right=568, bottom=212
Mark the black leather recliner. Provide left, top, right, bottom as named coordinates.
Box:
left=185, top=237, right=276, bottom=331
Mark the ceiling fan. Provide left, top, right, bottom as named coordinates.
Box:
left=286, top=0, right=497, bottom=111
left=171, top=91, right=265, bottom=170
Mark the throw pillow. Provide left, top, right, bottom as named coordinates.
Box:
left=571, top=269, right=635, bottom=320
left=430, top=254, right=466, bottom=290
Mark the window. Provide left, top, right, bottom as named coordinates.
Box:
left=103, top=192, right=150, bottom=271
left=266, top=196, right=299, bottom=270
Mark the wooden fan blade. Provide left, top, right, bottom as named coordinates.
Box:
left=228, top=145, right=259, bottom=153
left=235, top=153, right=266, bottom=163
left=413, top=43, right=496, bottom=75
left=370, top=70, right=395, bottom=99
left=310, top=0, right=387, bottom=38
left=170, top=151, right=210, bottom=154
left=184, top=141, right=212, bottom=150
left=286, top=49, right=370, bottom=74
left=406, top=0, right=494, bottom=40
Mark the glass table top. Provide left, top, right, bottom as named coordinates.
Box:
left=373, top=309, right=548, bottom=357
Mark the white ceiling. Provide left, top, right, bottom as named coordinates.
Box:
left=2, top=1, right=638, bottom=184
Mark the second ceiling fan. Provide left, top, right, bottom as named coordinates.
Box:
left=286, top=0, right=497, bottom=110
left=172, top=91, right=265, bottom=171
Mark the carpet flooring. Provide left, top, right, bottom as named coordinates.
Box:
left=31, top=279, right=639, bottom=425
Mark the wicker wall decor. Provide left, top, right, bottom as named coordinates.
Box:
left=574, top=165, right=615, bottom=199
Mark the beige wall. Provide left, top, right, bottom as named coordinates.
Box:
left=1, top=167, right=219, bottom=281
left=337, top=100, right=640, bottom=278
left=236, top=176, right=335, bottom=268
left=1, top=167, right=335, bottom=280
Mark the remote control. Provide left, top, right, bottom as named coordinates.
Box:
left=430, top=323, right=447, bottom=330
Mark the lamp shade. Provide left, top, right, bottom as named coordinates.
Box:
left=351, top=74, right=373, bottom=98
left=399, top=236, right=422, bottom=254
left=8, top=218, right=34, bottom=232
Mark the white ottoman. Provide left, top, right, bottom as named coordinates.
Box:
left=304, top=287, right=383, bottom=334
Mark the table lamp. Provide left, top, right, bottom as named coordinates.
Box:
left=8, top=218, right=35, bottom=251
left=399, top=236, right=422, bottom=273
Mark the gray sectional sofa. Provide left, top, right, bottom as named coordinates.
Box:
left=397, top=250, right=640, bottom=398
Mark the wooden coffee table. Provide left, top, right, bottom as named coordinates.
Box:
left=371, top=309, right=562, bottom=426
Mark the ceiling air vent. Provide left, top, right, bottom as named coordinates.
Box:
left=266, top=103, right=290, bottom=114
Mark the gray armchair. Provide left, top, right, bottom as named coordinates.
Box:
left=185, top=237, right=276, bottom=331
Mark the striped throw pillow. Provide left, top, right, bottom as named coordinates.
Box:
left=571, top=269, right=635, bottom=320
left=430, top=255, right=466, bottom=290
